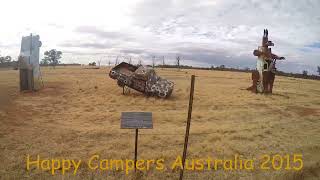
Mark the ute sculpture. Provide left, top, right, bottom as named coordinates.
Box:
left=247, top=29, right=285, bottom=93
left=109, top=62, right=174, bottom=98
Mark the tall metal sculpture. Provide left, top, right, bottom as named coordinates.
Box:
left=19, top=34, right=42, bottom=91
left=247, top=29, right=285, bottom=93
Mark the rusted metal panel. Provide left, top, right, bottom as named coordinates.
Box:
left=19, top=69, right=34, bottom=91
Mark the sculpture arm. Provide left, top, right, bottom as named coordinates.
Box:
left=271, top=53, right=285, bottom=60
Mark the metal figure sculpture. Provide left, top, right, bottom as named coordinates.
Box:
left=109, top=62, right=174, bottom=98
left=247, top=29, right=285, bottom=93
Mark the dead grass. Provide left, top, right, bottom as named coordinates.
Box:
left=0, top=66, right=319, bottom=179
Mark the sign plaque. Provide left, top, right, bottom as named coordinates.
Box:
left=120, top=112, right=153, bottom=171
left=121, top=112, right=153, bottom=129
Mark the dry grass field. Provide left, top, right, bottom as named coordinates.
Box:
left=0, top=66, right=319, bottom=180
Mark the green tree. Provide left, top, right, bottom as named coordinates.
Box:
left=40, top=57, right=49, bottom=65
left=89, top=62, right=96, bottom=66
left=43, top=49, right=62, bottom=68
left=302, top=70, right=308, bottom=76
left=317, top=66, right=320, bottom=75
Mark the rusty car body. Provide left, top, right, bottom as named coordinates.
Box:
left=109, top=62, right=174, bottom=98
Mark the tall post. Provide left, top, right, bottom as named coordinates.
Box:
left=176, top=56, right=180, bottom=71
left=29, top=34, right=33, bottom=90
left=29, top=33, right=32, bottom=64
left=162, top=56, right=165, bottom=70
left=179, top=75, right=195, bottom=180
left=134, top=128, right=139, bottom=172
left=152, top=56, right=155, bottom=68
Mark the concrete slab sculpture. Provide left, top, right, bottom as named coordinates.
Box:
left=247, top=29, right=285, bottom=93
left=19, top=34, right=42, bottom=91
left=109, top=62, right=174, bottom=98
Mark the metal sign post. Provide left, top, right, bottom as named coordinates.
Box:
left=134, top=128, right=138, bottom=171
left=179, top=75, right=195, bottom=180
left=121, top=112, right=153, bottom=171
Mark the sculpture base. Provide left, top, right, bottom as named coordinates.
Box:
left=247, top=70, right=275, bottom=94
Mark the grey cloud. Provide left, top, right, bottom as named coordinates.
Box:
left=277, top=61, right=318, bottom=75
left=120, top=49, right=146, bottom=54
left=133, top=0, right=320, bottom=43
left=60, top=42, right=112, bottom=49
left=306, top=42, right=320, bottom=49
left=52, top=0, right=320, bottom=74
left=63, top=50, right=107, bottom=56
left=172, top=46, right=254, bottom=68
left=74, top=26, right=133, bottom=41
left=130, top=0, right=320, bottom=73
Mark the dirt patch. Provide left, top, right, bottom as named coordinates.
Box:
left=0, top=91, right=11, bottom=109
left=287, top=106, right=319, bottom=117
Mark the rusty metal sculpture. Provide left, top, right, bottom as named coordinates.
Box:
left=247, top=29, right=285, bottom=93
left=109, top=62, right=174, bottom=98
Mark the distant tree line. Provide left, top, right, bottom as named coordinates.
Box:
left=146, top=55, right=319, bottom=80
left=3, top=51, right=320, bottom=80
left=275, top=70, right=319, bottom=80
left=156, top=64, right=320, bottom=80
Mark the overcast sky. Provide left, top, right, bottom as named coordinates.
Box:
left=0, top=0, right=319, bottom=74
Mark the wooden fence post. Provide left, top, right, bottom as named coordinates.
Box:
left=179, top=75, right=195, bottom=180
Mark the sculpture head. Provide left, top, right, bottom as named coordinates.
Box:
left=262, top=29, right=274, bottom=47
left=253, top=49, right=262, bottom=57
